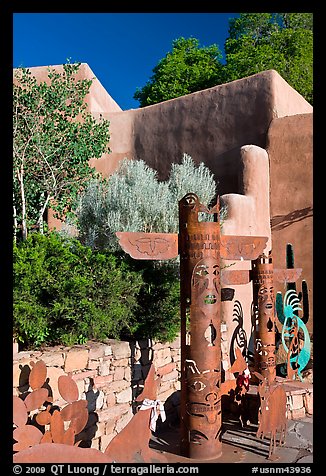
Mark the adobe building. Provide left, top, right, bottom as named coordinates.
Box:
left=18, top=64, right=313, bottom=341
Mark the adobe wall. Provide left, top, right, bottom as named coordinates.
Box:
left=91, top=70, right=312, bottom=194
left=267, top=113, right=313, bottom=333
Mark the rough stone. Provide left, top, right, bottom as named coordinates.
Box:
left=114, top=410, right=133, bottom=433
left=93, top=374, right=114, bottom=387
left=113, top=366, right=125, bottom=381
left=161, top=370, right=179, bottom=382
left=116, top=387, right=132, bottom=404
left=113, top=358, right=129, bottom=367
left=64, top=348, right=89, bottom=372
left=303, top=392, right=313, bottom=415
left=99, top=360, right=111, bottom=376
left=98, top=403, right=130, bottom=422
left=39, top=352, right=65, bottom=368
left=110, top=341, right=130, bottom=359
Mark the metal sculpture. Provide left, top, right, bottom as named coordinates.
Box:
left=253, top=371, right=287, bottom=460
left=252, top=253, right=302, bottom=384
left=275, top=243, right=310, bottom=381
left=276, top=290, right=311, bottom=381
left=116, top=193, right=268, bottom=460
left=229, top=300, right=248, bottom=367
left=14, top=361, right=167, bottom=463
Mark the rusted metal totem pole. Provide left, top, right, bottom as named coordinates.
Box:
left=178, top=194, right=268, bottom=459
left=116, top=193, right=268, bottom=460
left=252, top=253, right=302, bottom=384
left=252, top=254, right=277, bottom=384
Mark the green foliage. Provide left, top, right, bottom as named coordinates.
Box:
left=74, top=154, right=220, bottom=251
left=133, top=13, right=313, bottom=107
left=13, top=62, right=111, bottom=241
left=123, top=260, right=180, bottom=343
left=13, top=232, right=143, bottom=348
left=223, top=13, right=313, bottom=104
left=134, top=37, right=224, bottom=107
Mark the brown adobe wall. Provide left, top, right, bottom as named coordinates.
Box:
left=92, top=70, right=312, bottom=193
left=267, top=113, right=313, bottom=333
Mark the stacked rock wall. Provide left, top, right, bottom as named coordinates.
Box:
left=13, top=337, right=181, bottom=451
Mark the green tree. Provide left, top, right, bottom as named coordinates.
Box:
left=223, top=13, right=313, bottom=104
left=133, top=37, right=224, bottom=107
left=13, top=62, right=111, bottom=241
left=73, top=154, right=220, bottom=251
left=133, top=13, right=313, bottom=107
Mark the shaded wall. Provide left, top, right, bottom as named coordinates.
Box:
left=95, top=70, right=312, bottom=196
left=267, top=114, right=313, bottom=333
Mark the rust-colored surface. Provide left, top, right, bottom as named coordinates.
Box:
left=178, top=193, right=268, bottom=460
left=14, top=360, right=167, bottom=463
left=220, top=235, right=268, bottom=260
left=14, top=360, right=91, bottom=462
left=274, top=268, right=302, bottom=284
left=252, top=255, right=277, bottom=384
left=116, top=231, right=179, bottom=260
left=253, top=372, right=287, bottom=460
left=221, top=269, right=250, bottom=285
left=29, top=360, right=47, bottom=390
left=58, top=374, right=79, bottom=403
left=104, top=364, right=167, bottom=463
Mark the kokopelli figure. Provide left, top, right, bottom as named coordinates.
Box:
left=253, top=372, right=287, bottom=460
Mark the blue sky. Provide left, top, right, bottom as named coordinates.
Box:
left=13, top=13, right=240, bottom=110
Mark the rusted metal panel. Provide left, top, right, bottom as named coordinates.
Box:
left=220, top=235, right=268, bottom=260
left=116, top=231, right=179, bottom=260
left=273, top=268, right=302, bottom=284
left=252, top=255, right=277, bottom=384
left=253, top=372, right=287, bottom=460
left=14, top=360, right=167, bottom=464
left=221, top=269, right=250, bottom=285
left=177, top=193, right=267, bottom=460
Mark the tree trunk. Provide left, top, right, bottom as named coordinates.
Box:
left=19, top=163, right=28, bottom=241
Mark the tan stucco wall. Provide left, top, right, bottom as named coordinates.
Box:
left=94, top=70, right=312, bottom=193
left=267, top=113, right=313, bottom=333
left=13, top=63, right=122, bottom=115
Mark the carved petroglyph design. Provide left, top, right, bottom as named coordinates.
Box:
left=116, top=231, right=178, bottom=260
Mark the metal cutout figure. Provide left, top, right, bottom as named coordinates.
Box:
left=276, top=289, right=311, bottom=381
left=252, top=253, right=302, bottom=385
left=14, top=361, right=167, bottom=463
left=229, top=300, right=248, bottom=367
left=253, top=371, right=287, bottom=460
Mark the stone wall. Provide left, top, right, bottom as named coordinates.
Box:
left=13, top=333, right=312, bottom=453
left=13, top=336, right=181, bottom=452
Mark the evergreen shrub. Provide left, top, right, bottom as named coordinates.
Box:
left=13, top=232, right=143, bottom=348
left=13, top=232, right=181, bottom=348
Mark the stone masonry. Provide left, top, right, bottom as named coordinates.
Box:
left=13, top=336, right=181, bottom=452
left=13, top=334, right=311, bottom=453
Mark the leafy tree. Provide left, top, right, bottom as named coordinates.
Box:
left=13, top=62, right=111, bottom=241
left=223, top=13, right=313, bottom=104
left=133, top=13, right=313, bottom=107
left=133, top=37, right=224, bottom=107
left=73, top=154, right=220, bottom=251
